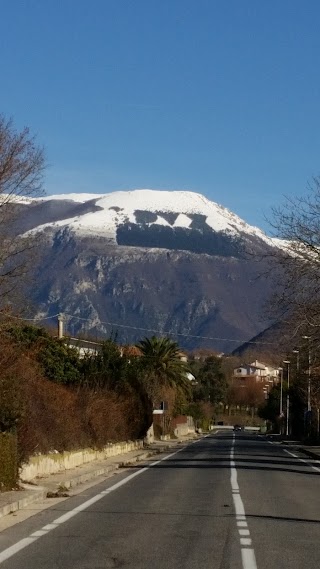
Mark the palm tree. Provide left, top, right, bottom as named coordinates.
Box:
left=136, top=336, right=190, bottom=393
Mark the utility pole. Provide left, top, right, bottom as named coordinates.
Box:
left=283, top=360, right=290, bottom=437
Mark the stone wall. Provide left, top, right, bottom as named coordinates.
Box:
left=20, top=440, right=143, bottom=482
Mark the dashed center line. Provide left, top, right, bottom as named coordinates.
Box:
left=230, top=433, right=258, bottom=569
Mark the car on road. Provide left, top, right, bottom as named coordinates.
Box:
left=233, top=424, right=242, bottom=431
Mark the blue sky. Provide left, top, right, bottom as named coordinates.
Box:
left=1, top=0, right=320, bottom=231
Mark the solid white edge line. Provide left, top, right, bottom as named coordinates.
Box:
left=284, top=449, right=320, bottom=472
left=0, top=539, right=37, bottom=564
left=283, top=449, right=299, bottom=458
left=0, top=443, right=187, bottom=564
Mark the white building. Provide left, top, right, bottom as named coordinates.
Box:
left=233, top=361, right=280, bottom=384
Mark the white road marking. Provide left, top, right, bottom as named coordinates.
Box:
left=231, top=467, right=239, bottom=491
left=284, top=449, right=320, bottom=472
left=239, top=529, right=250, bottom=536
left=30, top=530, right=49, bottom=538
left=233, top=493, right=246, bottom=516
left=241, top=538, right=252, bottom=546
left=230, top=433, right=258, bottom=569
left=0, top=446, right=185, bottom=564
left=41, top=523, right=58, bottom=531
left=241, top=547, right=256, bottom=566
left=0, top=539, right=37, bottom=564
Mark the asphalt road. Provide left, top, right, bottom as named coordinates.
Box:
left=0, top=432, right=319, bottom=569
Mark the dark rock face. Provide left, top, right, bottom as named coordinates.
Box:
left=116, top=223, right=244, bottom=257
left=10, top=199, right=103, bottom=235
left=31, top=233, right=273, bottom=352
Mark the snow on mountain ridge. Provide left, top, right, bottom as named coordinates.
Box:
left=22, top=188, right=278, bottom=247
left=42, top=192, right=105, bottom=203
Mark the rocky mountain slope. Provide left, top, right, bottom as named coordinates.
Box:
left=13, top=189, right=281, bottom=351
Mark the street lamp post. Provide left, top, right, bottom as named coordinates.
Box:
left=302, top=336, right=312, bottom=437
left=290, top=349, right=299, bottom=437
left=308, top=350, right=311, bottom=413
left=283, top=360, right=290, bottom=437
left=292, top=349, right=299, bottom=375
left=279, top=367, right=283, bottom=434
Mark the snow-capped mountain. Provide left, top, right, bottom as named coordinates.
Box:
left=12, top=189, right=279, bottom=350
left=22, top=189, right=276, bottom=248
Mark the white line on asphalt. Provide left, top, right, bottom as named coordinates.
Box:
left=230, top=466, right=239, bottom=491
left=29, top=530, right=49, bottom=538
left=230, top=433, right=258, bottom=569
left=240, top=538, right=252, bottom=546
left=41, top=523, right=58, bottom=531
left=0, top=539, right=37, bottom=564
left=283, top=449, right=320, bottom=473
left=233, top=493, right=246, bottom=516
left=239, top=529, right=250, bottom=536
left=0, top=446, right=186, bottom=564
left=241, top=547, right=256, bottom=566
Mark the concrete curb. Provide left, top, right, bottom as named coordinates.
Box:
left=61, top=450, right=157, bottom=490
left=59, top=463, right=120, bottom=490
left=0, top=486, right=47, bottom=520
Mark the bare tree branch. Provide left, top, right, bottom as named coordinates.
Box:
left=0, top=115, right=46, bottom=306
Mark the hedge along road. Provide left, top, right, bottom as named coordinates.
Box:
left=0, top=433, right=319, bottom=568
